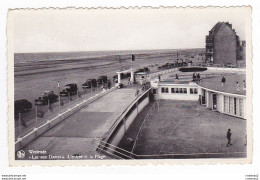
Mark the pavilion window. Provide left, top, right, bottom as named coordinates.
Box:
left=194, top=88, right=198, bottom=94
left=161, top=87, right=169, bottom=93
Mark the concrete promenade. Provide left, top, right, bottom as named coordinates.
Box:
left=19, top=87, right=138, bottom=160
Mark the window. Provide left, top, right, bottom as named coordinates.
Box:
left=190, top=88, right=194, bottom=94
left=194, top=88, right=198, bottom=94
left=161, top=87, right=168, bottom=93
left=239, top=99, right=244, bottom=117
left=224, top=96, right=229, bottom=113
left=171, top=87, right=188, bottom=94
left=229, top=97, right=234, bottom=114
left=190, top=88, right=198, bottom=94
left=234, top=98, right=237, bottom=115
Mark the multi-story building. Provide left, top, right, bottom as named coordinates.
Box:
left=205, top=22, right=245, bottom=65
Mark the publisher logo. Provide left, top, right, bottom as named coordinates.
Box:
left=17, top=150, right=25, bottom=159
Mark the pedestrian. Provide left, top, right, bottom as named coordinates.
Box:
left=192, top=72, right=196, bottom=81
left=175, top=74, right=178, bottom=79
left=197, top=73, right=200, bottom=81
left=221, top=76, right=226, bottom=86
left=226, top=129, right=232, bottom=147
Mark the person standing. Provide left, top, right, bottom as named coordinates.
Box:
left=197, top=73, right=200, bottom=81
left=192, top=72, right=196, bottom=81
left=226, top=129, right=232, bottom=147
left=221, top=76, right=226, bottom=87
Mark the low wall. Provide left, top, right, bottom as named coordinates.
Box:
left=206, top=67, right=246, bottom=72
left=97, top=88, right=150, bottom=158
left=15, top=87, right=116, bottom=152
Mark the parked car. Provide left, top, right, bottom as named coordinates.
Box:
left=60, top=84, right=78, bottom=96
left=15, top=99, right=32, bottom=115
left=82, top=79, right=97, bottom=89
left=97, top=76, right=108, bottom=85
left=35, top=91, right=58, bottom=105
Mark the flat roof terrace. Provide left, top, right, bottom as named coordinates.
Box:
left=198, top=74, right=246, bottom=95
left=117, top=100, right=247, bottom=159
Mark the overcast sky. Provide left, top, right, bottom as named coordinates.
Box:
left=12, top=7, right=250, bottom=53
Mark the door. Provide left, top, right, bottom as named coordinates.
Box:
left=201, top=89, right=206, bottom=105
left=212, top=93, right=217, bottom=110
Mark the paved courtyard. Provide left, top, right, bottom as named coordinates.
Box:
left=119, top=100, right=247, bottom=159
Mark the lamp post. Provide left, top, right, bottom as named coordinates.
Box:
left=35, top=105, right=38, bottom=128
left=18, top=113, right=22, bottom=137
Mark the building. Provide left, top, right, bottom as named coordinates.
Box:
left=150, top=73, right=246, bottom=119
left=197, top=74, right=246, bottom=119
left=205, top=22, right=245, bottom=65
left=154, top=81, right=200, bottom=101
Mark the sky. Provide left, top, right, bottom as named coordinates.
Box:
left=12, top=7, right=250, bottom=53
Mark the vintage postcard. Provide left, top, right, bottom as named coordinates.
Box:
left=7, top=7, right=252, bottom=166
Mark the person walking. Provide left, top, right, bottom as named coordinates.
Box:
left=226, top=129, right=232, bottom=147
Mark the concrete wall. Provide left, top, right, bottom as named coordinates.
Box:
left=98, top=89, right=150, bottom=157
left=213, top=23, right=238, bottom=65
left=107, top=96, right=149, bottom=150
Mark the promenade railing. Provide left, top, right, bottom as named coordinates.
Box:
left=15, top=86, right=116, bottom=151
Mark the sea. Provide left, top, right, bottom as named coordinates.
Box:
left=14, top=49, right=204, bottom=65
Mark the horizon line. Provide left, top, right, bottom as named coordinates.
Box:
left=14, top=47, right=205, bottom=54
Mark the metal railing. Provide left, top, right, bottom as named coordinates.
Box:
left=15, top=86, right=116, bottom=143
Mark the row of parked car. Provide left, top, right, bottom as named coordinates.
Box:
left=82, top=76, right=108, bottom=89
left=15, top=84, right=77, bottom=115
left=157, top=62, right=188, bottom=70
left=14, top=74, right=113, bottom=115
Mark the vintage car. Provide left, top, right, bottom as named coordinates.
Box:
left=82, top=79, right=97, bottom=89
left=35, top=91, right=58, bottom=105
left=60, top=83, right=78, bottom=96
left=15, top=99, right=32, bottom=115
left=97, top=76, right=108, bottom=85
